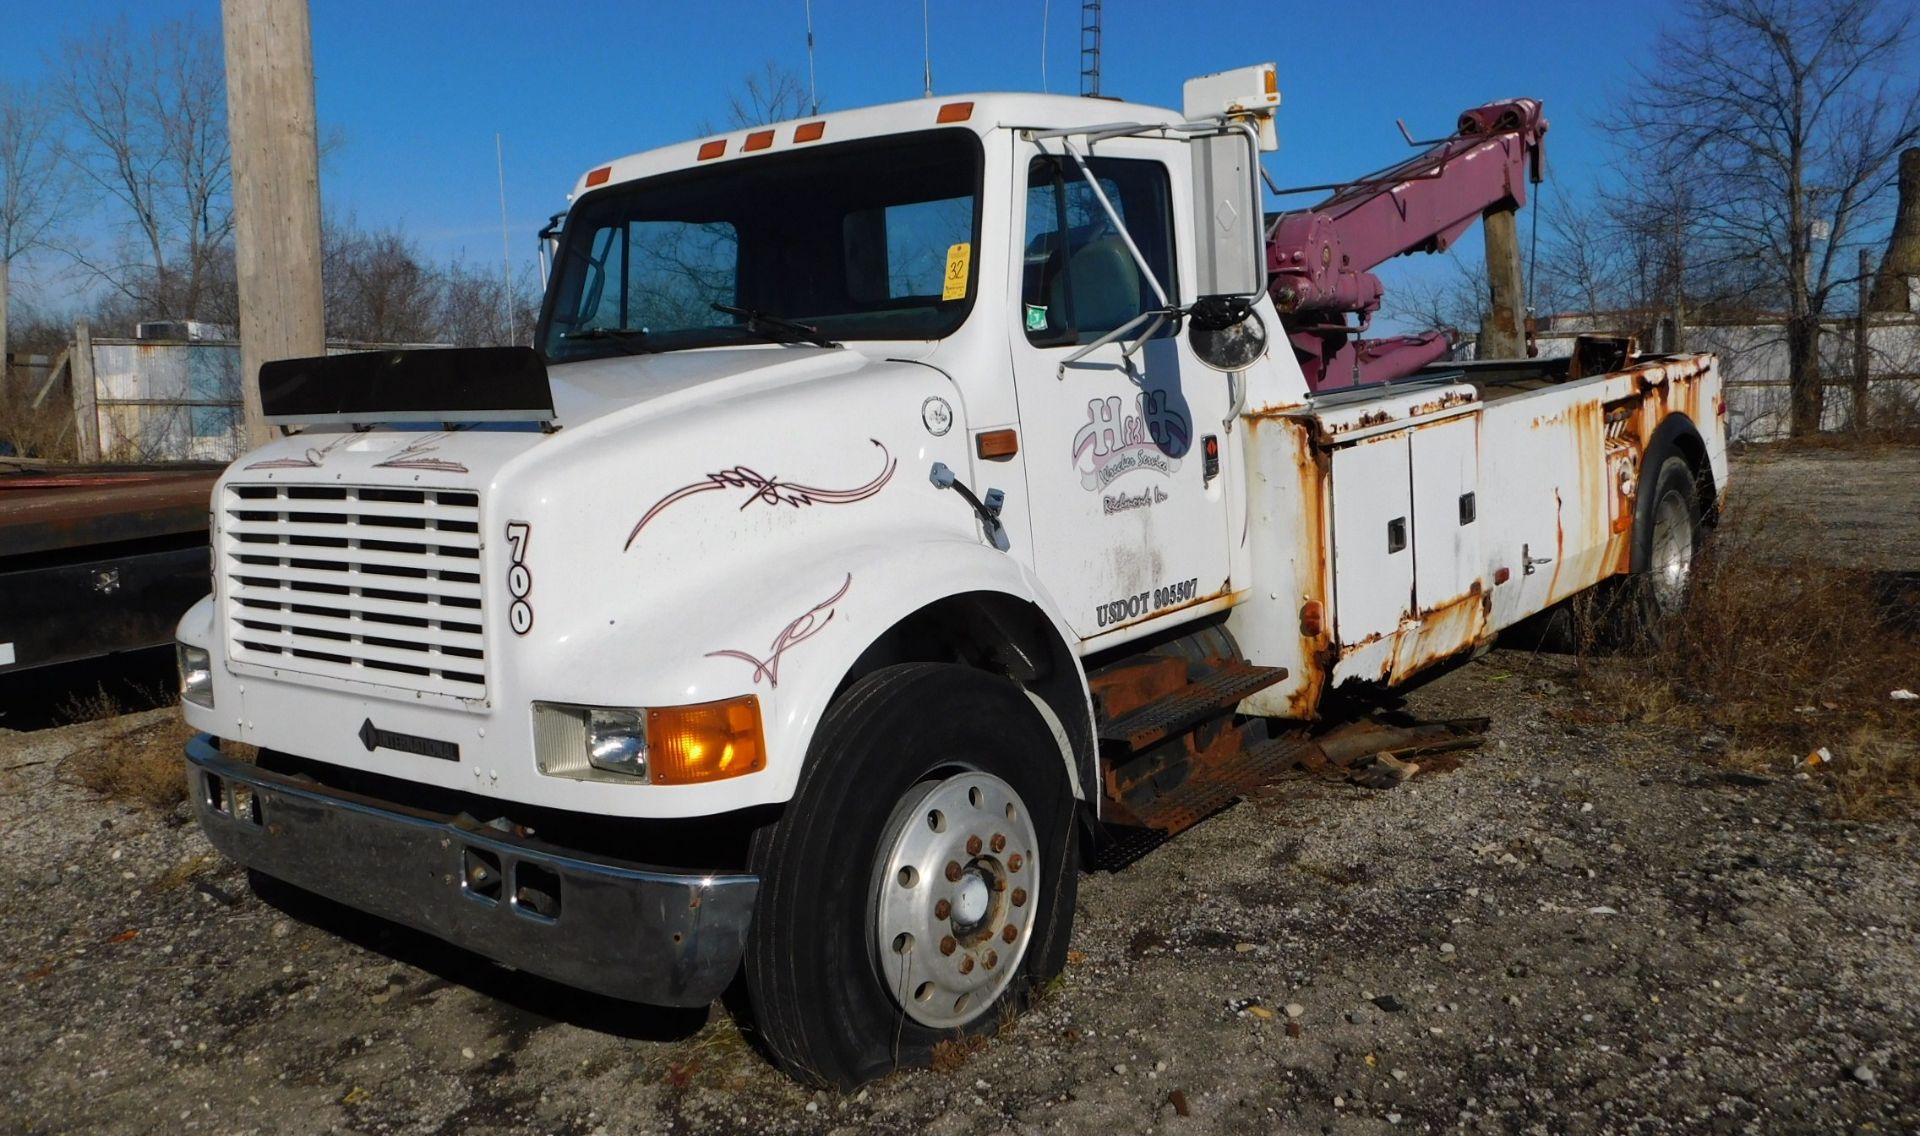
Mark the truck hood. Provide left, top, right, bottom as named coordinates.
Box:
left=545, top=346, right=877, bottom=429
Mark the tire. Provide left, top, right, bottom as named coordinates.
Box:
left=739, top=662, right=1079, bottom=1088
left=1616, top=450, right=1703, bottom=648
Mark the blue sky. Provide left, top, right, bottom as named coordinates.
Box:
left=4, top=0, right=1692, bottom=319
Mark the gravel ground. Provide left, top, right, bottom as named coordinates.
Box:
left=3, top=446, right=1916, bottom=1136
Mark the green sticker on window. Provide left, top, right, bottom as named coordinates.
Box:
left=1025, top=304, right=1049, bottom=332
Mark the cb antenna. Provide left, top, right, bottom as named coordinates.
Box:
left=1079, top=0, right=1101, bottom=97
left=805, top=0, right=820, bottom=115
left=922, top=0, right=933, bottom=97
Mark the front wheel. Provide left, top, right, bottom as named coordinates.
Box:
left=739, top=663, right=1078, bottom=1088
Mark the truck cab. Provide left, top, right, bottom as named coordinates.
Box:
left=179, top=71, right=1727, bottom=1088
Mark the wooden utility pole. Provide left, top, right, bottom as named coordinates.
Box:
left=1478, top=204, right=1527, bottom=359
left=222, top=0, right=325, bottom=449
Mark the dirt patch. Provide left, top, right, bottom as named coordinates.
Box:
left=1, top=445, right=1916, bottom=1134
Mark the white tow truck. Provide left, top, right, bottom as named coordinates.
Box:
left=178, top=66, right=1727, bottom=1086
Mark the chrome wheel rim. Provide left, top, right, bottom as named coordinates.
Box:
left=871, top=771, right=1039, bottom=1029
left=1649, top=488, right=1694, bottom=613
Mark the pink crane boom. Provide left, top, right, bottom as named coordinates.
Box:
left=1266, top=98, right=1548, bottom=391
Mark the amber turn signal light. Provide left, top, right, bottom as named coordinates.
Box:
left=697, top=139, right=727, bottom=160
left=936, top=101, right=974, bottom=123
left=585, top=166, right=612, bottom=187
left=976, top=429, right=1019, bottom=459
left=648, top=695, right=765, bottom=784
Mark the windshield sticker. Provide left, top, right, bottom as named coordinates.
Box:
left=624, top=440, right=897, bottom=551
left=1071, top=393, right=1190, bottom=491
left=1025, top=304, right=1049, bottom=332
left=942, top=243, right=972, bottom=301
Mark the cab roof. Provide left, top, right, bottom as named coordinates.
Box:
left=569, top=91, right=1183, bottom=199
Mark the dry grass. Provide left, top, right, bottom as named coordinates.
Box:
left=928, top=1033, right=990, bottom=1073
left=1576, top=497, right=1919, bottom=818
left=0, top=384, right=77, bottom=460
left=61, top=689, right=196, bottom=813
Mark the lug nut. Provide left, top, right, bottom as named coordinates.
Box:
left=1007, top=853, right=1023, bottom=872
left=945, top=861, right=963, bottom=882
left=991, top=833, right=1006, bottom=852
left=934, top=899, right=952, bottom=920
left=1002, top=924, right=1018, bottom=943
left=940, top=936, right=957, bottom=956
left=966, top=835, right=982, bottom=856
left=959, top=956, right=975, bottom=974
left=1011, top=887, right=1028, bottom=907
left=984, top=950, right=999, bottom=969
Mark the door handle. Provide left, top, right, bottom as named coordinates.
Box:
left=1387, top=517, right=1408, bottom=553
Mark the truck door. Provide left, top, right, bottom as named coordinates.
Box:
left=1007, top=137, right=1235, bottom=641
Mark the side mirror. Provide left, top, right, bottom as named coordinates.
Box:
left=1189, top=130, right=1265, bottom=304
left=1187, top=298, right=1267, bottom=373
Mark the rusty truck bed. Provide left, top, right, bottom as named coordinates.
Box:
left=1, top=462, right=221, bottom=674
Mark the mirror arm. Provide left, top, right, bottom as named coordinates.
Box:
left=1055, top=308, right=1176, bottom=379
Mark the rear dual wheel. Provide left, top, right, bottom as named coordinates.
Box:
left=1614, top=449, right=1703, bottom=648
left=740, top=663, right=1078, bottom=1088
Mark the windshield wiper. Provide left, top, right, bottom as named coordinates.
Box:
left=711, top=303, right=840, bottom=349
left=561, top=326, right=655, bottom=355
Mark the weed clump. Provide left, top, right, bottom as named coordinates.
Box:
left=60, top=690, right=195, bottom=813
left=1577, top=496, right=1918, bottom=817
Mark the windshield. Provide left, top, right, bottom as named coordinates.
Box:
left=539, top=129, right=983, bottom=363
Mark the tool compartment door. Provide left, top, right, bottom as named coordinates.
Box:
left=1409, top=414, right=1482, bottom=609
left=1330, top=433, right=1413, bottom=645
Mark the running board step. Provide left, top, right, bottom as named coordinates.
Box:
left=1116, top=733, right=1320, bottom=836
left=1096, top=660, right=1287, bottom=752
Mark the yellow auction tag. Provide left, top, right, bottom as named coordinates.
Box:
left=942, top=242, right=971, bottom=301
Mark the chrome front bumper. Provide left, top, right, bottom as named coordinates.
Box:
left=186, top=734, right=757, bottom=1007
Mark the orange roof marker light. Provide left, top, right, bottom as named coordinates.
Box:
left=697, top=139, right=727, bottom=161
left=584, top=166, right=612, bottom=187
left=936, top=101, right=974, bottom=123
left=793, top=121, right=826, bottom=143
left=743, top=129, right=775, bottom=152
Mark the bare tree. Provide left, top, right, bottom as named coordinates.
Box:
left=0, top=79, right=70, bottom=365
left=1618, top=0, right=1920, bottom=435
left=56, top=17, right=235, bottom=322
left=439, top=255, right=540, bottom=347
left=323, top=219, right=441, bottom=344
left=699, top=61, right=813, bottom=134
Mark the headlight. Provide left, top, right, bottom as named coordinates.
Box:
left=533, top=703, right=647, bottom=780
left=533, top=696, right=765, bottom=784
left=587, top=708, right=649, bottom=776
left=177, top=643, right=214, bottom=708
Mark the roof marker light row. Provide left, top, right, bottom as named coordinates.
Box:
left=583, top=102, right=974, bottom=186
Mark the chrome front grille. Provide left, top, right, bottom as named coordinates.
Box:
left=221, top=484, right=487, bottom=698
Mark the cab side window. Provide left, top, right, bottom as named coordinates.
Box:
left=1021, top=156, right=1175, bottom=345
